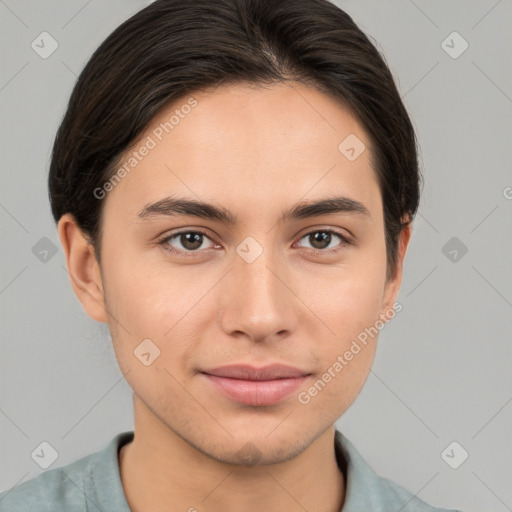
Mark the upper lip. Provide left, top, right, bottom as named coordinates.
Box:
left=201, top=364, right=310, bottom=381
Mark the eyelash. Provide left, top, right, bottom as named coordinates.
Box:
left=157, top=228, right=351, bottom=258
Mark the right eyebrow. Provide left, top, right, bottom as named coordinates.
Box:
left=137, top=197, right=237, bottom=223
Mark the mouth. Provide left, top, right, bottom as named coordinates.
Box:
left=200, top=364, right=311, bottom=406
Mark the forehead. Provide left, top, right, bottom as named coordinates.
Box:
left=102, top=81, right=381, bottom=223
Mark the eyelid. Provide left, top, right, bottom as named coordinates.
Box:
left=157, top=228, right=219, bottom=257
left=157, top=226, right=352, bottom=257
left=295, top=225, right=353, bottom=243
left=293, top=227, right=352, bottom=254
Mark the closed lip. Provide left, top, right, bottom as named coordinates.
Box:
left=200, top=364, right=311, bottom=381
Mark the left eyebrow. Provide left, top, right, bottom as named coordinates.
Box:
left=282, top=196, right=371, bottom=222
left=136, top=195, right=371, bottom=223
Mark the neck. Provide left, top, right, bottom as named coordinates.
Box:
left=119, top=396, right=345, bottom=512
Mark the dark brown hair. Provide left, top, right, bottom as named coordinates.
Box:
left=48, top=0, right=421, bottom=281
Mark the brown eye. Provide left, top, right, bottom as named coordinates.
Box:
left=309, top=231, right=332, bottom=250
left=296, top=230, right=349, bottom=253
left=177, top=232, right=204, bottom=251
left=160, top=230, right=216, bottom=255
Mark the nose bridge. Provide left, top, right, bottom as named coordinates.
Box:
left=220, top=238, right=295, bottom=340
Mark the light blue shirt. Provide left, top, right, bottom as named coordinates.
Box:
left=0, top=430, right=463, bottom=511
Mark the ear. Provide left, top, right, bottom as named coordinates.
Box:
left=381, top=216, right=412, bottom=315
left=57, top=213, right=109, bottom=323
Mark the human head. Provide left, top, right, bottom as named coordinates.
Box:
left=49, top=0, right=421, bottom=283
left=51, top=0, right=419, bottom=466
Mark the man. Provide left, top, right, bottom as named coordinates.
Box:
left=0, top=0, right=464, bottom=510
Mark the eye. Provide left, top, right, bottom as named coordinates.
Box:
left=158, top=229, right=217, bottom=257
left=295, top=229, right=350, bottom=254
left=157, top=227, right=351, bottom=258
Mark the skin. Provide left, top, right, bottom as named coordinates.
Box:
left=58, top=81, right=411, bottom=512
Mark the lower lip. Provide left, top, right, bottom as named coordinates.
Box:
left=202, top=373, right=310, bottom=406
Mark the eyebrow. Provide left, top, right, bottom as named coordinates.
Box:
left=136, top=195, right=371, bottom=224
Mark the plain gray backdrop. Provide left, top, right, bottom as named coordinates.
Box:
left=1, top=1, right=511, bottom=511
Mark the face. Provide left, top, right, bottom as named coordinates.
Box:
left=62, top=82, right=409, bottom=465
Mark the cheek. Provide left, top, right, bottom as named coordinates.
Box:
left=296, top=242, right=386, bottom=391
left=102, top=247, right=219, bottom=354
left=295, top=267, right=386, bottom=414
left=299, top=244, right=387, bottom=340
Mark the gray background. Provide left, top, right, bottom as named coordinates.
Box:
left=1, top=1, right=511, bottom=510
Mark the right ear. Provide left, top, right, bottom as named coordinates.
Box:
left=57, top=213, right=109, bottom=323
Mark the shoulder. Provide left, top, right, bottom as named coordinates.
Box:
left=334, top=430, right=465, bottom=512
left=368, top=473, right=464, bottom=512
left=0, top=431, right=133, bottom=512
left=0, top=451, right=96, bottom=512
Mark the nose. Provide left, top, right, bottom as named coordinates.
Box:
left=219, top=241, right=297, bottom=343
